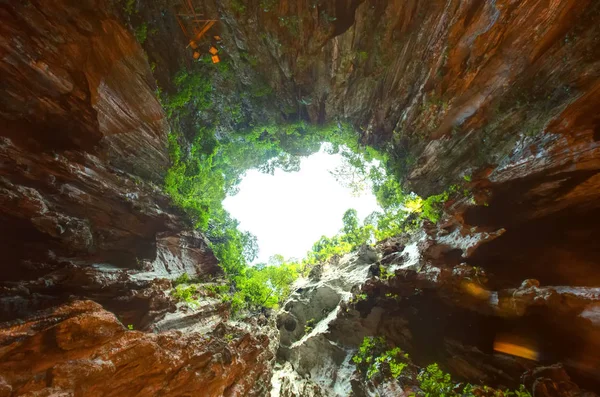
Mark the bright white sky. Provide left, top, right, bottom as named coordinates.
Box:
left=223, top=146, right=381, bottom=264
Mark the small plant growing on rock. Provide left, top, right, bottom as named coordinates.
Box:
left=173, top=273, right=191, bottom=286
left=127, top=324, right=134, bottom=330
left=356, top=51, right=369, bottom=62
left=415, top=363, right=533, bottom=397
left=304, top=318, right=316, bottom=334
left=379, top=265, right=393, bottom=281
left=385, top=292, right=401, bottom=301
left=224, top=333, right=234, bottom=342
left=350, top=293, right=368, bottom=304
left=417, top=363, right=455, bottom=396
left=133, top=23, right=148, bottom=44
left=171, top=284, right=200, bottom=308
left=352, top=336, right=409, bottom=381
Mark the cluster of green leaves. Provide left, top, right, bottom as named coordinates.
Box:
left=164, top=129, right=220, bottom=230
left=416, top=364, right=532, bottom=397
left=304, top=208, right=373, bottom=266
left=304, top=318, right=316, bottom=333
left=352, top=337, right=410, bottom=380
left=162, top=70, right=212, bottom=118
left=379, top=265, right=393, bottom=280
left=417, top=363, right=456, bottom=396
left=133, top=23, right=147, bottom=44
left=350, top=339, right=533, bottom=397
left=170, top=262, right=301, bottom=314
left=171, top=283, right=201, bottom=307
left=232, top=261, right=301, bottom=311
left=350, top=293, right=368, bottom=304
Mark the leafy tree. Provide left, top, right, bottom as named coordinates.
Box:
left=341, top=209, right=372, bottom=248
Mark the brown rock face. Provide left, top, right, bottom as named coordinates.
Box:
left=209, top=0, right=600, bottom=296
left=0, top=2, right=278, bottom=395
left=0, top=301, right=274, bottom=397
left=0, top=0, right=221, bottom=324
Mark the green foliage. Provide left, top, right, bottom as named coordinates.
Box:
left=416, top=363, right=533, bottom=397
left=513, top=385, right=533, bottom=397
left=350, top=293, right=368, bottom=304
left=162, top=70, right=212, bottom=118
left=341, top=209, right=372, bottom=247
left=306, top=234, right=353, bottom=264
left=357, top=51, right=369, bottom=61
left=418, top=364, right=455, bottom=397
left=127, top=324, right=134, bottom=330
left=123, top=0, right=136, bottom=15
left=173, top=273, right=190, bottom=286
left=421, top=187, right=454, bottom=223
left=379, top=265, right=392, bottom=280
left=232, top=262, right=301, bottom=310
left=134, top=23, right=147, bottom=44
left=160, top=64, right=437, bottom=315
left=164, top=129, right=220, bottom=230
left=171, top=283, right=200, bottom=307
left=230, top=0, right=246, bottom=13
left=205, top=284, right=230, bottom=295
left=304, top=318, right=316, bottom=333
left=352, top=337, right=409, bottom=381
left=351, top=345, right=533, bottom=397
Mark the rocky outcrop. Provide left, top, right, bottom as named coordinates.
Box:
left=217, top=0, right=600, bottom=204
left=0, top=1, right=278, bottom=395
left=1, top=0, right=599, bottom=395
left=272, top=232, right=600, bottom=396
left=0, top=0, right=222, bottom=325
left=0, top=300, right=274, bottom=397
left=216, top=0, right=600, bottom=298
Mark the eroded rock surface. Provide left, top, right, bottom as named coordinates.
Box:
left=272, top=226, right=600, bottom=396
left=1, top=0, right=600, bottom=396
left=0, top=1, right=276, bottom=395
left=0, top=0, right=221, bottom=326
left=0, top=300, right=274, bottom=397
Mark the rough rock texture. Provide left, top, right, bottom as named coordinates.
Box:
left=0, top=0, right=221, bottom=325
left=218, top=2, right=600, bottom=391
left=2, top=0, right=600, bottom=395
left=217, top=0, right=600, bottom=197
left=272, top=236, right=600, bottom=396
left=271, top=248, right=378, bottom=396
left=0, top=300, right=274, bottom=397
left=0, top=2, right=279, bottom=395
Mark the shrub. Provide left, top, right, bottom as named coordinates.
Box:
left=134, top=23, right=147, bottom=44
left=352, top=337, right=409, bottom=380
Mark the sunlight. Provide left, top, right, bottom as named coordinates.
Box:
left=223, top=145, right=382, bottom=263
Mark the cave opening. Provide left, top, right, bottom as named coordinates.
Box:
left=222, top=143, right=382, bottom=264
left=3, top=0, right=599, bottom=395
